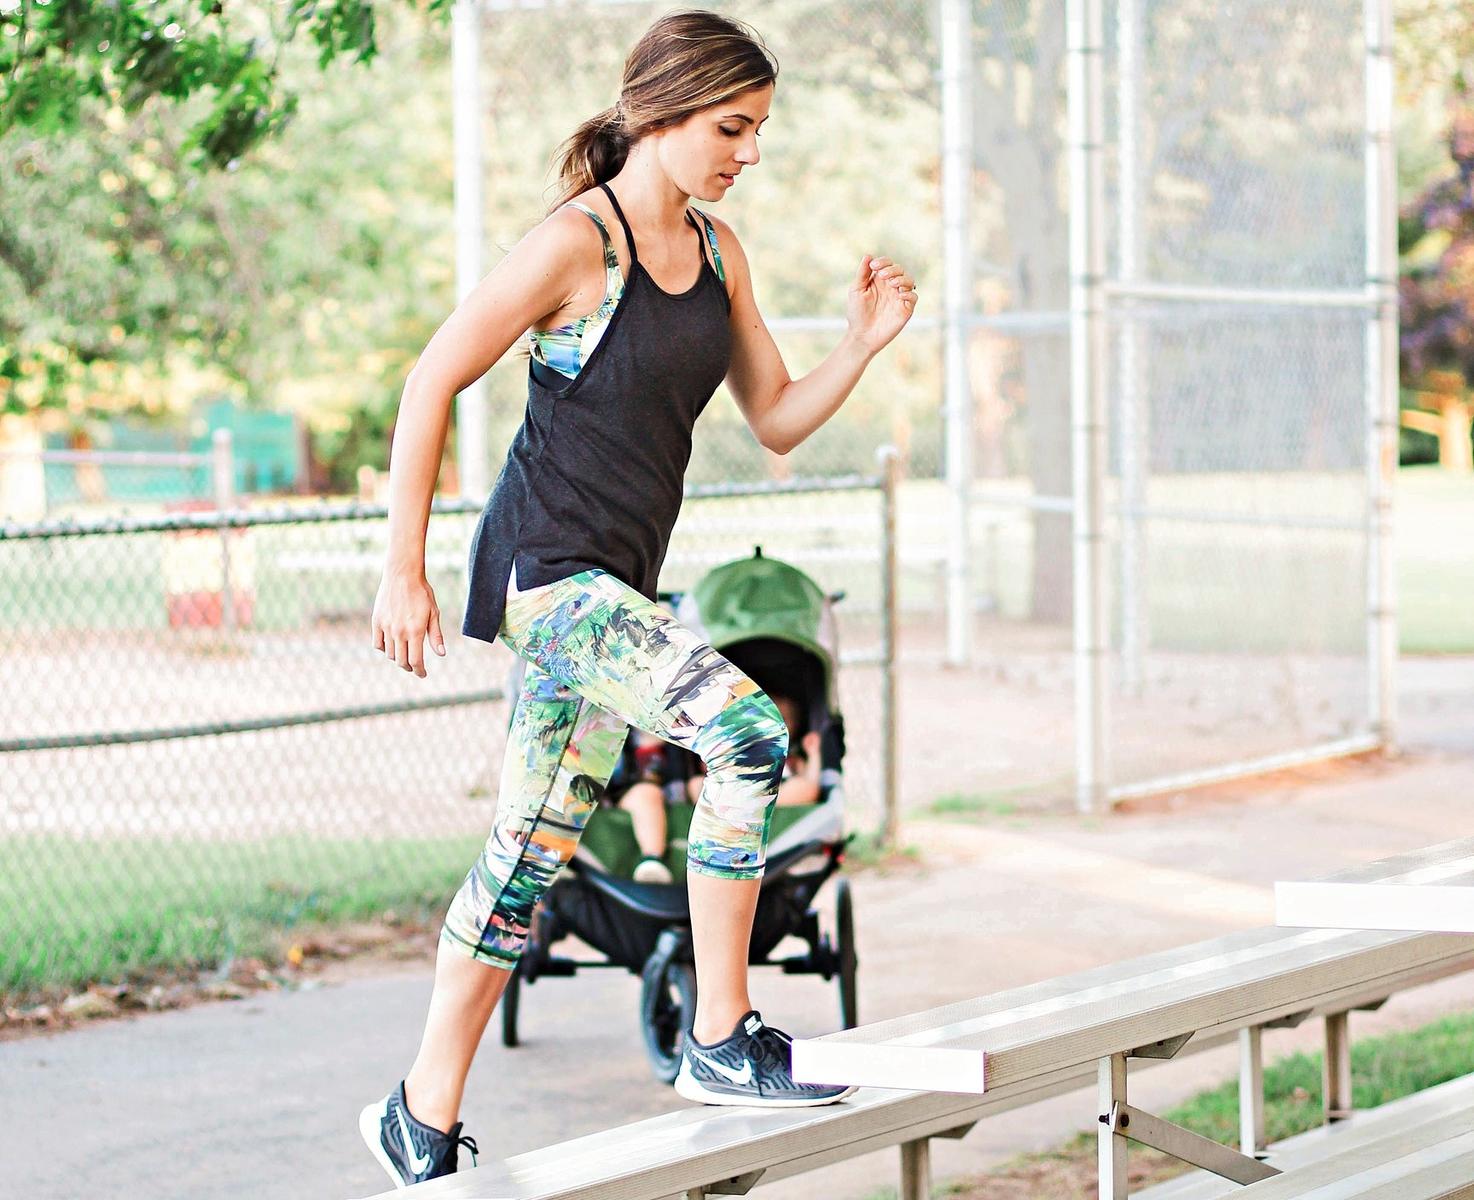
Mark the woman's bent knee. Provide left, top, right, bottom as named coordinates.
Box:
left=699, top=689, right=787, bottom=785
left=686, top=690, right=786, bottom=878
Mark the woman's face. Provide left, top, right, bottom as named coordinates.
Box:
left=658, top=84, right=773, bottom=203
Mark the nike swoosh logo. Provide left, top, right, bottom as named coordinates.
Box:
left=692, top=1047, right=754, bottom=1086
left=396, top=1105, right=433, bottom=1175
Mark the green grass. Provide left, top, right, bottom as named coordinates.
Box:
left=843, top=829, right=922, bottom=871
left=905, top=467, right=1474, bottom=655
left=862, top=1010, right=1474, bottom=1200
left=1, top=803, right=854, bottom=1002
left=0, top=833, right=483, bottom=1000
left=1138, top=1010, right=1474, bottom=1148
left=925, top=786, right=1037, bottom=818
left=4, top=469, right=1469, bottom=649
left=1397, top=467, right=1474, bottom=653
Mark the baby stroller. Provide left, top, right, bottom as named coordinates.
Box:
left=499, top=549, right=859, bottom=1083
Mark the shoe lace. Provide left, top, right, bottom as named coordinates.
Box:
left=750, top=1023, right=794, bottom=1076
left=455, top=1133, right=480, bottom=1169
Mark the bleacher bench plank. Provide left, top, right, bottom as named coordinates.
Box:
left=386, top=839, right=1474, bottom=1200
left=1236, top=1108, right=1474, bottom=1199
left=1141, top=1074, right=1474, bottom=1200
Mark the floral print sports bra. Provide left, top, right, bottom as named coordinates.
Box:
left=529, top=201, right=726, bottom=380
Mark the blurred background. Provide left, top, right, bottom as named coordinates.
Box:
left=1, top=0, right=1470, bottom=1116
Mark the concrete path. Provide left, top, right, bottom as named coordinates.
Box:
left=6, top=662, right=1473, bottom=1200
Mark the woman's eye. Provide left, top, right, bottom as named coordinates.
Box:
left=720, top=126, right=741, bottom=136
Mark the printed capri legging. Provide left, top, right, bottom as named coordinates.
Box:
left=440, top=567, right=788, bottom=970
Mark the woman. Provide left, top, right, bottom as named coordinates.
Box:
left=362, top=9, right=916, bottom=1187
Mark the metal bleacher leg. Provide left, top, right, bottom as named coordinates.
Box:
left=1099, top=1053, right=1130, bottom=1199
left=1239, top=1025, right=1267, bottom=1156
left=900, top=1138, right=930, bottom=1200
left=1324, top=1011, right=1353, bottom=1122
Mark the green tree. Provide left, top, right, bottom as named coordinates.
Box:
left=1, top=1, right=454, bottom=493
left=1398, top=107, right=1474, bottom=471
left=0, top=0, right=449, bottom=168
left=1394, top=0, right=1474, bottom=470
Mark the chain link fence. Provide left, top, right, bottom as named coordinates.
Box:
left=933, top=0, right=1378, bottom=804
left=0, top=475, right=894, bottom=1004
left=2, top=0, right=1385, bottom=998
left=1097, top=0, right=1380, bottom=797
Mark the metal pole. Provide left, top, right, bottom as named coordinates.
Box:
left=453, top=0, right=490, bottom=500
left=899, top=1137, right=930, bottom=1200
left=1324, top=1011, right=1353, bottom=1122
left=1067, top=0, right=1110, bottom=812
left=1105, top=281, right=1375, bottom=307
left=212, top=429, right=236, bottom=634
left=940, top=0, right=974, bottom=667
left=878, top=445, right=900, bottom=849
left=1098, top=1053, right=1129, bottom=1199
left=1364, top=0, right=1398, bottom=750
left=1117, top=0, right=1148, bottom=697
left=1239, top=1025, right=1266, bottom=1156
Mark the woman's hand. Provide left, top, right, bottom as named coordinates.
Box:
left=371, top=567, right=446, bottom=677
left=845, top=254, right=918, bottom=355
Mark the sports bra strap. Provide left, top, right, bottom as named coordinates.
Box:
left=691, top=209, right=725, bottom=282
left=598, top=182, right=638, bottom=266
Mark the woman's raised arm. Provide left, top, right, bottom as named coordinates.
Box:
left=709, top=213, right=916, bottom=456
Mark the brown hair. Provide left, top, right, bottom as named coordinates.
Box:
left=547, top=9, right=778, bottom=212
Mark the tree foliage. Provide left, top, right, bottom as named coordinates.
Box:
left=0, top=0, right=449, bottom=168
left=1400, top=107, right=1474, bottom=385
left=1396, top=0, right=1474, bottom=392
left=0, top=0, right=453, bottom=482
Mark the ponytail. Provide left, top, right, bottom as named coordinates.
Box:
left=548, top=105, right=632, bottom=212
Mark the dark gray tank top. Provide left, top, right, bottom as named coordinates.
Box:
left=462, top=182, right=733, bottom=644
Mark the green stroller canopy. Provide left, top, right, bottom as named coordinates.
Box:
left=685, top=549, right=839, bottom=712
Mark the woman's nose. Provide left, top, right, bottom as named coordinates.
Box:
left=737, top=138, right=760, bottom=166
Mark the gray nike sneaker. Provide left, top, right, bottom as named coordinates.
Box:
left=673, top=1010, right=857, bottom=1107
left=358, top=1080, right=481, bottom=1189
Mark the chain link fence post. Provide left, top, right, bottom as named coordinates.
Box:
left=878, top=444, right=900, bottom=850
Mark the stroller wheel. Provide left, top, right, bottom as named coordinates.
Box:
left=640, top=935, right=697, bottom=1084
left=835, top=878, right=859, bottom=1029
left=501, top=962, right=522, bottom=1048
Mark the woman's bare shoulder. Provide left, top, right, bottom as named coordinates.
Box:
left=520, top=199, right=605, bottom=257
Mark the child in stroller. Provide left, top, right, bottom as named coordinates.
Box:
left=612, top=690, right=823, bottom=885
